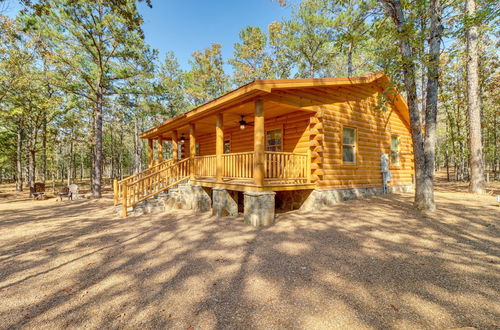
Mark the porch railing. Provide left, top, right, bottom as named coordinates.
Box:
left=116, top=158, right=190, bottom=217
left=192, top=151, right=310, bottom=184
left=222, top=152, right=254, bottom=179
left=194, top=155, right=217, bottom=177
left=114, top=158, right=174, bottom=205
left=265, top=151, right=309, bottom=184
left=114, top=150, right=311, bottom=216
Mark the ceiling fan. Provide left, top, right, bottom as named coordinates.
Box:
left=236, top=115, right=253, bottom=130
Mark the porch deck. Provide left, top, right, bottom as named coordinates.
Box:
left=192, top=177, right=315, bottom=192
left=191, top=151, right=313, bottom=192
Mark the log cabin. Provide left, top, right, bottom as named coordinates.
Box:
left=113, top=73, right=414, bottom=226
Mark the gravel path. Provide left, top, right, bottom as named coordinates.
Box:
left=0, top=182, right=498, bottom=329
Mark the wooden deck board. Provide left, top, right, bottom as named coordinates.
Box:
left=192, top=177, right=315, bottom=192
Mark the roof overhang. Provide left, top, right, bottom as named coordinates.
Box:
left=140, top=73, right=410, bottom=139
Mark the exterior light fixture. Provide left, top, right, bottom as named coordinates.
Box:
left=180, top=134, right=186, bottom=143
left=239, top=115, right=247, bottom=130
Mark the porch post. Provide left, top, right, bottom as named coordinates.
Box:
left=216, top=113, right=223, bottom=183
left=189, top=123, right=196, bottom=179
left=171, top=130, right=178, bottom=162
left=156, top=138, right=163, bottom=163
left=147, top=139, right=154, bottom=168
left=254, top=99, right=265, bottom=186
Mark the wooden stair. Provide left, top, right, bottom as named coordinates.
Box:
left=113, top=158, right=190, bottom=217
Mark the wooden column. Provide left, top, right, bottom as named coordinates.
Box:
left=113, top=179, right=118, bottom=206
left=189, top=123, right=196, bottom=179
left=157, top=138, right=163, bottom=163
left=254, top=99, right=265, bottom=186
left=121, top=183, right=128, bottom=217
left=147, top=139, right=154, bottom=168
left=171, top=130, right=178, bottom=162
left=215, top=113, right=223, bottom=183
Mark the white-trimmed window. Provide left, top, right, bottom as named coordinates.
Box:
left=342, top=127, right=357, bottom=164
left=266, top=129, right=282, bottom=152
left=391, top=135, right=400, bottom=165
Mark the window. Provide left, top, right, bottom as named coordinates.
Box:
left=342, top=127, right=356, bottom=163
left=195, top=143, right=200, bottom=156
left=224, top=140, right=231, bottom=154
left=391, top=135, right=400, bottom=165
left=266, top=129, right=282, bottom=152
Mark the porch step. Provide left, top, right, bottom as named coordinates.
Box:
left=115, top=194, right=166, bottom=216
left=114, top=188, right=190, bottom=216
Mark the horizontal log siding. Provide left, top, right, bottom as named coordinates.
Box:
left=314, top=85, right=413, bottom=189
left=197, top=110, right=311, bottom=156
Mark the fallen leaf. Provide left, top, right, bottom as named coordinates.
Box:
left=390, top=304, right=399, bottom=311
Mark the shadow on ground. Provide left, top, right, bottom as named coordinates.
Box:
left=0, top=184, right=498, bottom=329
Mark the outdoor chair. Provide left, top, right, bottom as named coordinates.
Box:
left=30, top=182, right=46, bottom=200
left=69, top=184, right=83, bottom=200
left=57, top=184, right=82, bottom=201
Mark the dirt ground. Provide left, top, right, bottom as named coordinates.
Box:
left=0, top=179, right=498, bottom=329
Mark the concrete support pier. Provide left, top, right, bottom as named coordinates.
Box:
left=192, top=184, right=211, bottom=213
left=244, top=191, right=275, bottom=226
left=212, top=188, right=238, bottom=217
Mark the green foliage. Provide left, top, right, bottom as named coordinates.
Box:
left=0, top=0, right=498, bottom=187
left=229, top=26, right=273, bottom=85
left=157, top=51, right=189, bottom=117
left=184, top=43, right=230, bottom=106
left=282, top=0, right=334, bottom=78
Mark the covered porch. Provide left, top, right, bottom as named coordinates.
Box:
left=143, top=97, right=314, bottom=192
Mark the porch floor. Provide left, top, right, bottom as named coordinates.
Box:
left=192, top=177, right=315, bottom=192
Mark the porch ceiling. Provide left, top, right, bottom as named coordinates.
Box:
left=140, top=73, right=410, bottom=140
left=158, top=99, right=302, bottom=139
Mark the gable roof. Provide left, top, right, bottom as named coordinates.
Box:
left=140, top=73, right=409, bottom=139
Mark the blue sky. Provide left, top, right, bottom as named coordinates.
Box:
left=137, top=0, right=292, bottom=71
left=3, top=0, right=293, bottom=72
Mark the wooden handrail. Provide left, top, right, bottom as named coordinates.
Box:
left=114, top=150, right=313, bottom=214
left=128, top=158, right=189, bottom=185
left=118, top=158, right=174, bottom=184
left=116, top=158, right=190, bottom=215
left=264, top=151, right=308, bottom=156
left=114, top=158, right=174, bottom=206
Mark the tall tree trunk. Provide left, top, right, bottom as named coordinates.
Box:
left=347, top=41, right=353, bottom=77
left=41, top=114, right=47, bottom=183
left=110, top=127, right=115, bottom=179
left=422, top=0, right=442, bottom=210
left=119, top=128, right=124, bottom=179
left=25, top=146, right=31, bottom=193
left=29, top=148, right=36, bottom=188
left=67, top=139, right=73, bottom=186
left=134, top=116, right=141, bottom=174
left=382, top=0, right=435, bottom=211
left=465, top=0, right=486, bottom=193
left=16, top=125, right=23, bottom=192
left=92, top=85, right=104, bottom=198
left=494, top=111, right=498, bottom=180
left=80, top=148, right=84, bottom=180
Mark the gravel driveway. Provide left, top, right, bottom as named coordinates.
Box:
left=0, top=184, right=498, bottom=329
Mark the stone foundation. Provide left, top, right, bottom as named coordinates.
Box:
left=300, top=184, right=414, bottom=211
left=192, top=185, right=212, bottom=213
left=212, top=188, right=238, bottom=217
left=244, top=191, right=276, bottom=227
left=165, top=183, right=193, bottom=210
